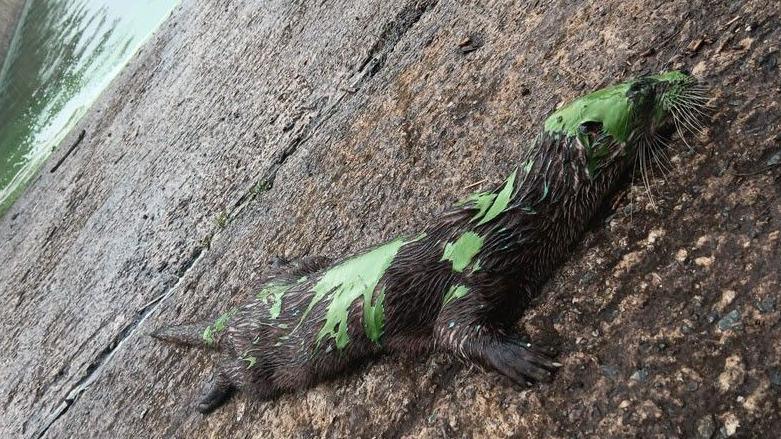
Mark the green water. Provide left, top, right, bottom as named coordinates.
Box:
left=0, top=0, right=178, bottom=216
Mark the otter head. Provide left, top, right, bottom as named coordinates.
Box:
left=544, top=70, right=708, bottom=179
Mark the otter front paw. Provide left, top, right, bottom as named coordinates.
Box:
left=484, top=340, right=559, bottom=385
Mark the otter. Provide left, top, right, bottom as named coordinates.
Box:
left=152, top=71, right=708, bottom=413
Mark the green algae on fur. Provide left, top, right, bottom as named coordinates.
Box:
left=441, top=231, right=484, bottom=272
left=443, top=284, right=469, bottom=306
left=543, top=71, right=695, bottom=142
left=301, top=234, right=425, bottom=349
left=256, top=277, right=308, bottom=319
left=543, top=70, right=700, bottom=178
left=460, top=171, right=518, bottom=226
left=202, top=307, right=239, bottom=345
left=242, top=355, right=257, bottom=369
left=544, top=83, right=633, bottom=141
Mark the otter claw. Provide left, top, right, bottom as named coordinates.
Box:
left=485, top=341, right=558, bottom=385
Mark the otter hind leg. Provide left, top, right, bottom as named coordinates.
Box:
left=196, top=371, right=235, bottom=414
left=436, top=322, right=559, bottom=384
left=220, top=355, right=278, bottom=403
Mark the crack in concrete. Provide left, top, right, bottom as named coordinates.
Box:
left=32, top=246, right=207, bottom=439
left=229, top=0, right=438, bottom=224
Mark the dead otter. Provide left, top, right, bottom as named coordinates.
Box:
left=152, top=71, right=708, bottom=414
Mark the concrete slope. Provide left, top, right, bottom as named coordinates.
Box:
left=0, top=0, right=26, bottom=66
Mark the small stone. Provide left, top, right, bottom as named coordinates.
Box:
left=647, top=228, right=665, bottom=245
left=767, top=150, right=781, bottom=167
left=696, top=414, right=717, bottom=439
left=716, top=290, right=737, bottom=311
left=769, top=368, right=781, bottom=387
left=718, top=355, right=746, bottom=392
left=754, top=296, right=776, bottom=314
left=618, top=400, right=631, bottom=409
left=601, top=364, right=619, bottom=380
left=719, top=412, right=740, bottom=437
left=631, top=369, right=649, bottom=382
left=718, top=310, right=742, bottom=331
left=675, top=248, right=688, bottom=262
left=457, top=34, right=483, bottom=54
left=695, top=256, right=714, bottom=267
left=687, top=38, right=704, bottom=54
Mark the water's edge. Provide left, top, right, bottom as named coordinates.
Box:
left=0, top=0, right=28, bottom=67
left=0, top=0, right=179, bottom=216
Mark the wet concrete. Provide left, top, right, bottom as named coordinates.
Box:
left=0, top=0, right=26, bottom=65
left=1, top=0, right=779, bottom=437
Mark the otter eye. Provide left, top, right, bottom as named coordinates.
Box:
left=578, top=121, right=603, bottom=136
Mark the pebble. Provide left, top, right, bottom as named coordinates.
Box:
left=718, top=310, right=741, bottom=331
left=718, top=355, right=746, bottom=392
left=754, top=296, right=776, bottom=314
left=696, top=414, right=717, bottom=439
left=647, top=228, right=665, bottom=245
left=766, top=150, right=781, bottom=166
left=601, top=364, right=620, bottom=380
left=769, top=368, right=781, bottom=387
left=719, top=412, right=740, bottom=437
left=716, top=290, right=736, bottom=311
left=630, top=369, right=649, bottom=382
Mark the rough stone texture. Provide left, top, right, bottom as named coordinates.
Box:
left=1, top=0, right=779, bottom=437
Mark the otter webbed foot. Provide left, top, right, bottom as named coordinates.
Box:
left=196, top=374, right=235, bottom=414
left=483, top=339, right=559, bottom=385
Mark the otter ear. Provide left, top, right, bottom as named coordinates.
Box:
left=578, top=121, right=603, bottom=136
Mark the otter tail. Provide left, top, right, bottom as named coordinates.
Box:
left=150, top=322, right=215, bottom=350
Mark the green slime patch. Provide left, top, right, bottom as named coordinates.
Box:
left=461, top=170, right=518, bottom=226
left=543, top=70, right=694, bottom=143
left=543, top=83, right=633, bottom=142
left=441, top=231, right=484, bottom=272
left=443, top=284, right=469, bottom=306
left=202, top=307, right=238, bottom=345
left=299, top=235, right=424, bottom=350
left=256, top=276, right=308, bottom=319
